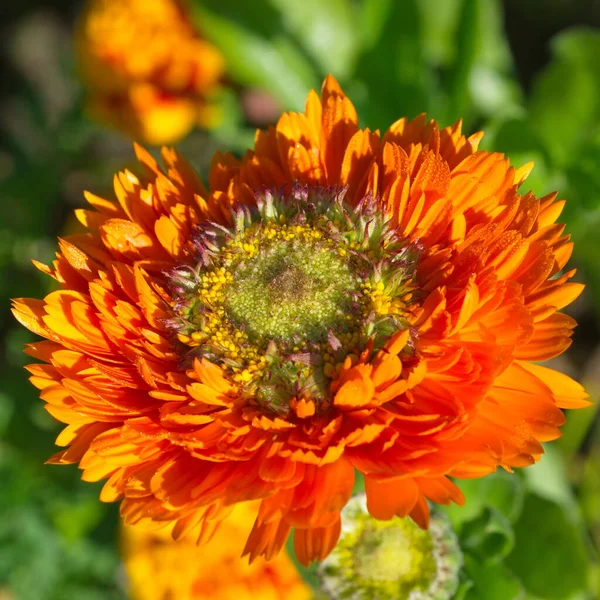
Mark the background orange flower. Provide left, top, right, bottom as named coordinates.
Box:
left=123, top=502, right=311, bottom=600
left=12, top=76, right=589, bottom=568
left=75, top=0, right=225, bottom=144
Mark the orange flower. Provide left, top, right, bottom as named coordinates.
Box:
left=122, top=502, right=311, bottom=600
left=75, top=0, right=225, bottom=144
left=13, top=76, right=589, bottom=567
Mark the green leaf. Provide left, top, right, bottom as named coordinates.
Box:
left=463, top=555, right=525, bottom=600
left=547, top=132, right=600, bottom=313
left=355, top=0, right=394, bottom=51
left=453, top=577, right=476, bottom=600
left=212, top=88, right=257, bottom=154
left=580, top=444, right=600, bottom=540
left=460, top=506, right=515, bottom=563
left=446, top=0, right=480, bottom=122
left=442, top=0, right=519, bottom=124
left=529, top=28, right=600, bottom=167
left=0, top=448, right=123, bottom=599
left=506, top=494, right=590, bottom=599
left=557, top=400, right=600, bottom=457
left=268, top=0, right=356, bottom=79
left=190, top=0, right=319, bottom=110
left=0, top=392, right=14, bottom=437
left=552, top=27, right=600, bottom=81
left=474, top=0, right=514, bottom=72
left=418, top=0, right=463, bottom=67
left=444, top=470, right=526, bottom=527
left=564, top=134, right=600, bottom=216
left=352, top=470, right=365, bottom=495
left=50, top=496, right=105, bottom=543
left=353, top=0, right=435, bottom=129
left=469, top=67, right=522, bottom=121
left=523, top=444, right=580, bottom=516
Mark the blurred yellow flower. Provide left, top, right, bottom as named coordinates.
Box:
left=122, top=502, right=312, bottom=600
left=75, top=0, right=225, bottom=144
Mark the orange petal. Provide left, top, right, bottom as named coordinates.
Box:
left=293, top=517, right=341, bottom=566
left=365, top=476, right=419, bottom=520
left=333, top=367, right=375, bottom=410
left=519, top=361, right=591, bottom=408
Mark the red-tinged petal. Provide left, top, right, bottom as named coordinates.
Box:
left=243, top=517, right=292, bottom=563
left=294, top=518, right=341, bottom=566
left=320, top=75, right=359, bottom=185
left=333, top=368, right=375, bottom=410
left=259, top=454, right=298, bottom=483
left=384, top=329, right=410, bottom=356
left=371, top=353, right=403, bottom=391
left=415, top=477, right=465, bottom=506
left=409, top=494, right=430, bottom=529
left=365, top=476, right=419, bottom=520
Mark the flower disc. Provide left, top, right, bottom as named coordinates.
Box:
left=170, top=186, right=417, bottom=411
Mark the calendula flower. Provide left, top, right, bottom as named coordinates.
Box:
left=13, top=76, right=589, bottom=567
left=318, top=494, right=461, bottom=600
left=123, top=502, right=311, bottom=600
left=75, top=0, right=225, bottom=144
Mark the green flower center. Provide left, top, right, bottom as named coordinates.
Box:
left=355, top=525, right=435, bottom=587
left=224, top=234, right=359, bottom=344
left=328, top=516, right=436, bottom=599
left=169, top=186, right=419, bottom=413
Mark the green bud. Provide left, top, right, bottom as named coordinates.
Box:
left=318, top=494, right=462, bottom=600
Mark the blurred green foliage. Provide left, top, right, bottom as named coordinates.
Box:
left=443, top=451, right=598, bottom=600
left=1, top=0, right=600, bottom=598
